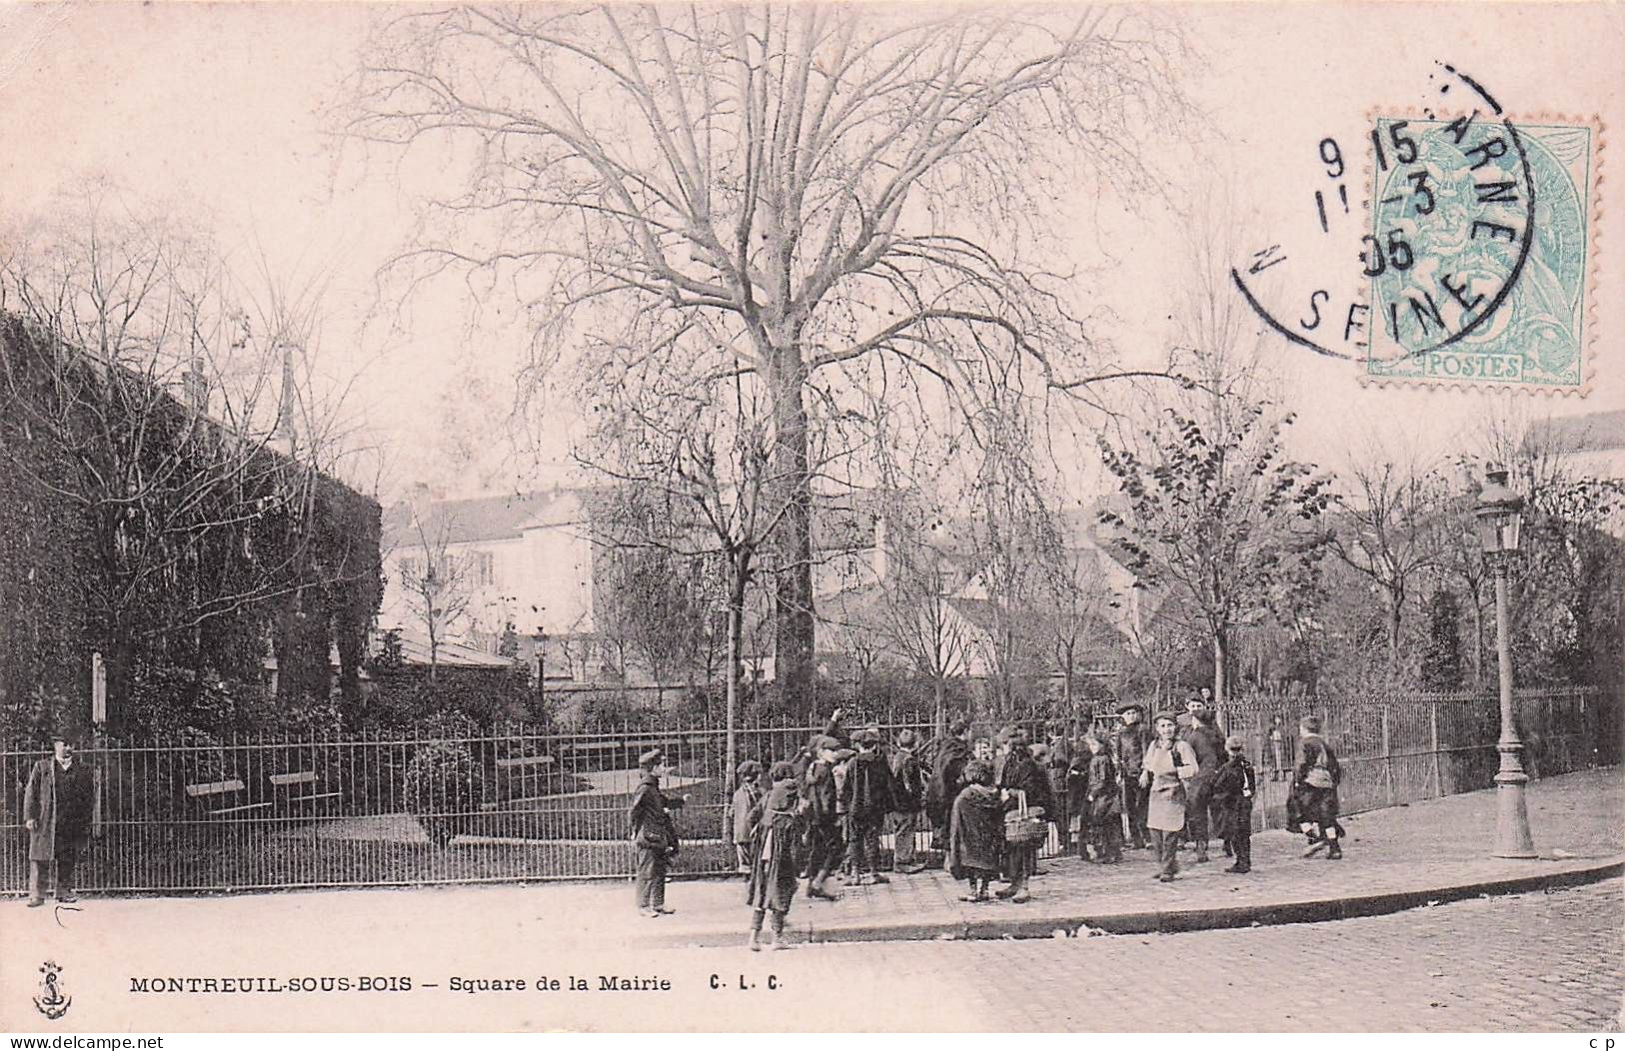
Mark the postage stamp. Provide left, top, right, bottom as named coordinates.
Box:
left=1361, top=116, right=1601, bottom=391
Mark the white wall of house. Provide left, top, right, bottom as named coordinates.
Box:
left=380, top=494, right=597, bottom=650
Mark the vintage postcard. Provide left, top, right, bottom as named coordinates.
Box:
left=1, top=1, right=1621, bottom=1037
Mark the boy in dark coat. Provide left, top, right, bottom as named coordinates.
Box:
left=1083, top=734, right=1124, bottom=863
left=731, top=760, right=764, bottom=872
left=1113, top=704, right=1152, bottom=849
left=24, top=732, right=96, bottom=906
left=801, top=736, right=846, bottom=900
left=1211, top=735, right=1257, bottom=873
left=889, top=729, right=928, bottom=874
left=839, top=729, right=897, bottom=885
left=746, top=762, right=808, bottom=950
left=1292, top=716, right=1345, bottom=860
left=1183, top=707, right=1227, bottom=862
left=947, top=759, right=1004, bottom=901
left=627, top=748, right=685, bottom=917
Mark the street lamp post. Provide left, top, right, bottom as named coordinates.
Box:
left=1475, top=466, right=1537, bottom=859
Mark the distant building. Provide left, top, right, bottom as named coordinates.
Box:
left=1522, top=408, right=1625, bottom=482
left=379, top=487, right=599, bottom=679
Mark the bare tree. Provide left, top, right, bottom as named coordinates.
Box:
left=963, top=401, right=1057, bottom=711
left=1035, top=539, right=1118, bottom=710
left=396, top=510, right=474, bottom=680
left=868, top=504, right=975, bottom=729
left=1326, top=448, right=1450, bottom=665
left=348, top=5, right=1188, bottom=711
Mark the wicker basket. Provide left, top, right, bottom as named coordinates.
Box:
left=1003, top=789, right=1048, bottom=846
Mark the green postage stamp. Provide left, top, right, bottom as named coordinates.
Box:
left=1363, top=116, right=1599, bottom=391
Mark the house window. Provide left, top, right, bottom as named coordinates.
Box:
left=469, top=550, right=496, bottom=587
left=398, top=556, right=423, bottom=583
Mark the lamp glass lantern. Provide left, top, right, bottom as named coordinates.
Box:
left=1474, top=467, right=1524, bottom=555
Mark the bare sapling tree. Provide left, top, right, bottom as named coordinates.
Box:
left=866, top=493, right=976, bottom=730
left=396, top=509, right=474, bottom=681
left=1327, top=444, right=1451, bottom=667
left=348, top=4, right=1189, bottom=712
left=1035, top=533, right=1118, bottom=711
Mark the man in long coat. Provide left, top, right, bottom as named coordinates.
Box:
left=24, top=732, right=96, bottom=906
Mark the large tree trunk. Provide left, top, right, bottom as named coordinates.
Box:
left=767, top=349, right=816, bottom=717
left=1212, top=627, right=1228, bottom=708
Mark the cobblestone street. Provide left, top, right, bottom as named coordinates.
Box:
left=647, top=880, right=1624, bottom=1032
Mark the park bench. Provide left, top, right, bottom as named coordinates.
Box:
left=268, top=770, right=341, bottom=809
left=183, top=778, right=272, bottom=819
left=491, top=753, right=555, bottom=805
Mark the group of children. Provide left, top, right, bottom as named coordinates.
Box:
left=630, top=705, right=1344, bottom=947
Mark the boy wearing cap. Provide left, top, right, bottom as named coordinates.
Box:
left=801, top=737, right=846, bottom=900
left=746, top=762, right=809, bottom=950
left=1210, top=735, right=1258, bottom=874
left=1140, top=711, right=1198, bottom=882
left=24, top=731, right=97, bottom=907
left=628, top=749, right=686, bottom=917
left=889, top=729, right=928, bottom=874
left=1292, top=716, right=1345, bottom=860
left=1113, top=703, right=1151, bottom=849
left=840, top=729, right=897, bottom=885
left=731, top=760, right=764, bottom=873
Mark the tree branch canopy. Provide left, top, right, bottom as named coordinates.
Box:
left=350, top=3, right=1189, bottom=710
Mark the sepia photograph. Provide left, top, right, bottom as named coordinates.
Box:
left=0, top=0, right=1621, bottom=1037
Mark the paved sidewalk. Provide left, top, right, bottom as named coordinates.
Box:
left=16, top=767, right=1618, bottom=956
left=636, top=764, right=1625, bottom=945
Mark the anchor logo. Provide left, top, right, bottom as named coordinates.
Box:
left=34, top=960, right=71, bottom=1020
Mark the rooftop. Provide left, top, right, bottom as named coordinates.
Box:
left=1523, top=409, right=1625, bottom=456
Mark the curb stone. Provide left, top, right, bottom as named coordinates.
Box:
left=642, top=857, right=1624, bottom=949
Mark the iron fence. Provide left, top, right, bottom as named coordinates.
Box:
left=1, top=685, right=1612, bottom=895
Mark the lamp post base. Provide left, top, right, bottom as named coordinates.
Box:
left=1492, top=764, right=1537, bottom=860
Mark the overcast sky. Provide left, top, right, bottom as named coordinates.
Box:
left=2, top=2, right=1620, bottom=505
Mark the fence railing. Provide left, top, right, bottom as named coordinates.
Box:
left=1, top=686, right=1613, bottom=895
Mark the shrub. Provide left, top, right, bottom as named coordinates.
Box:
left=403, top=738, right=486, bottom=848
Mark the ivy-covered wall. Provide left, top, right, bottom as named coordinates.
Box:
left=0, top=314, right=382, bottom=740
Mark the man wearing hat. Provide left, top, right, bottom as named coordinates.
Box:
left=801, top=736, right=848, bottom=900
left=24, top=731, right=97, bottom=907
left=1113, top=703, right=1151, bottom=849
left=1210, top=734, right=1258, bottom=874
left=889, top=729, right=928, bottom=874
left=840, top=728, right=897, bottom=885
left=730, top=760, right=764, bottom=873
left=627, top=748, right=686, bottom=917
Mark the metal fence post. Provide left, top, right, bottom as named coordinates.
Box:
left=1429, top=697, right=1443, bottom=798
left=1381, top=704, right=1393, bottom=807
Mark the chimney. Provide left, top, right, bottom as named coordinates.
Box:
left=273, top=343, right=298, bottom=457
left=183, top=357, right=208, bottom=415
left=411, top=481, right=434, bottom=521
